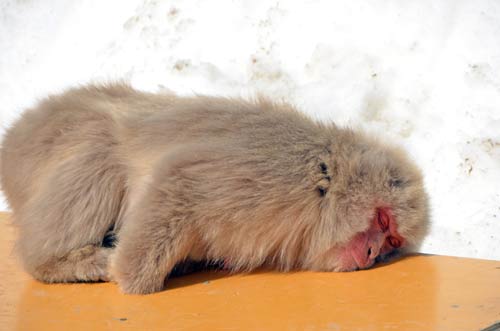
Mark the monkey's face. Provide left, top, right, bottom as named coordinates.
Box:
left=312, top=141, right=429, bottom=272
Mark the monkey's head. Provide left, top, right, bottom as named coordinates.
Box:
left=308, top=129, right=429, bottom=272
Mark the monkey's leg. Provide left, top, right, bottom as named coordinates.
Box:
left=12, top=149, right=125, bottom=283
left=110, top=187, right=196, bottom=294
left=32, top=245, right=112, bottom=282
left=111, top=144, right=221, bottom=294
left=111, top=213, right=195, bottom=294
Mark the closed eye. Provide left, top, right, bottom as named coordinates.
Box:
left=389, top=178, right=405, bottom=188
left=387, top=236, right=401, bottom=248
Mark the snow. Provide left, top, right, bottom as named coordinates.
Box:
left=0, top=0, right=499, bottom=260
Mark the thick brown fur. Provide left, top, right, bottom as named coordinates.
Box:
left=0, top=83, right=429, bottom=294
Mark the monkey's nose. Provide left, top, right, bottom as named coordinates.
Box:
left=367, top=246, right=380, bottom=259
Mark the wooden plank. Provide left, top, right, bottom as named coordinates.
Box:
left=0, top=212, right=499, bottom=331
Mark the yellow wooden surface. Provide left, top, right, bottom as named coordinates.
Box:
left=0, top=212, right=499, bottom=331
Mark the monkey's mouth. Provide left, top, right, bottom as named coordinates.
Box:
left=345, top=250, right=400, bottom=271
left=336, top=256, right=374, bottom=272
left=350, top=251, right=376, bottom=270
left=374, top=249, right=402, bottom=264
left=336, top=248, right=375, bottom=272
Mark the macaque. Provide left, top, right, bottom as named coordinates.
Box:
left=0, top=84, right=429, bottom=294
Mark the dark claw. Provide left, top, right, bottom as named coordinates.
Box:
left=102, top=231, right=117, bottom=248
left=319, top=162, right=328, bottom=174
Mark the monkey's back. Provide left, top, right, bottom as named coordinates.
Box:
left=1, top=83, right=331, bottom=233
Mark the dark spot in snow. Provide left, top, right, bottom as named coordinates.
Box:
left=168, top=7, right=179, bottom=17
left=174, top=60, right=190, bottom=71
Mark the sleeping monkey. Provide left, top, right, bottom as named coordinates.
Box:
left=0, top=84, right=429, bottom=294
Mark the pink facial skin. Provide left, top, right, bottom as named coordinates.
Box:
left=338, top=207, right=404, bottom=271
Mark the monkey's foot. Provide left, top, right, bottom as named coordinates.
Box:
left=114, top=272, right=166, bottom=295
left=33, top=245, right=112, bottom=283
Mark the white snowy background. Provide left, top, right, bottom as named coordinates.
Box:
left=1, top=0, right=499, bottom=260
